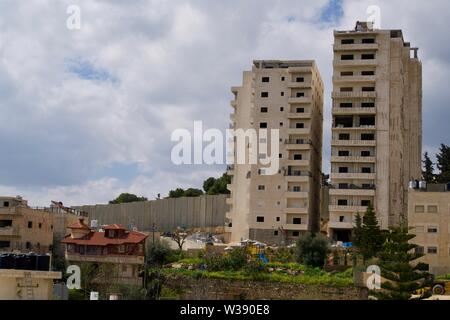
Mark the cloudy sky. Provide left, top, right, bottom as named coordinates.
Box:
left=0, top=0, right=449, bottom=206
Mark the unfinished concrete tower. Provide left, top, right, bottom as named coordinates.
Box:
left=329, top=22, right=422, bottom=242
left=226, top=60, right=324, bottom=245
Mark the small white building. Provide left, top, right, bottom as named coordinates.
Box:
left=0, top=269, right=61, bottom=300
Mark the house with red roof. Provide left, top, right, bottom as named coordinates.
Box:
left=61, top=218, right=148, bottom=285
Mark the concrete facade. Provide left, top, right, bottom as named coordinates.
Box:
left=329, top=22, right=422, bottom=241
left=226, top=60, right=324, bottom=245
left=0, top=196, right=53, bottom=254
left=408, top=185, right=450, bottom=275
left=0, top=269, right=61, bottom=300
left=74, top=194, right=228, bottom=233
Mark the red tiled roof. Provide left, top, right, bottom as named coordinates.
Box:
left=103, top=224, right=125, bottom=230
left=68, top=218, right=91, bottom=230
left=61, top=230, right=148, bottom=246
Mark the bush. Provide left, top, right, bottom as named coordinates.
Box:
left=68, top=289, right=85, bottom=300
left=147, top=240, right=172, bottom=266
left=295, top=233, right=330, bottom=268
left=270, top=247, right=295, bottom=263
left=226, top=247, right=247, bottom=270
left=204, top=247, right=248, bottom=271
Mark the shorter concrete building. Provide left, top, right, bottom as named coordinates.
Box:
left=62, top=219, right=148, bottom=285
left=0, top=269, right=61, bottom=300
left=408, top=184, right=450, bottom=275
left=0, top=196, right=53, bottom=254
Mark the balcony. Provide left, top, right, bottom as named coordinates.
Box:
left=0, top=207, right=19, bottom=215
left=287, top=112, right=311, bottom=119
left=329, top=205, right=369, bottom=213
left=65, top=253, right=145, bottom=265
left=286, top=160, right=310, bottom=167
left=225, top=197, right=233, bottom=205
left=288, top=97, right=311, bottom=104
left=331, top=139, right=376, bottom=146
left=287, top=67, right=312, bottom=73
left=287, top=82, right=311, bottom=89
left=333, top=59, right=378, bottom=67
left=332, top=125, right=376, bottom=131
left=285, top=175, right=310, bottom=183
left=285, top=207, right=308, bottom=214
left=230, top=99, right=237, bottom=108
left=328, top=221, right=353, bottom=229
left=332, top=107, right=376, bottom=115
left=285, top=191, right=309, bottom=198
left=0, top=226, right=20, bottom=236
left=226, top=165, right=234, bottom=175
left=333, top=43, right=379, bottom=51
left=332, top=75, right=376, bottom=83
left=331, top=156, right=376, bottom=163
left=283, top=224, right=308, bottom=231
left=329, top=188, right=375, bottom=196
left=227, top=184, right=234, bottom=192
left=330, top=172, right=376, bottom=180
left=284, top=170, right=311, bottom=177
left=284, top=140, right=311, bottom=150
left=331, top=91, right=377, bottom=99
left=287, top=128, right=310, bottom=135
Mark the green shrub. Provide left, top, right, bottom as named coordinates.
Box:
left=147, top=240, right=173, bottom=266
left=226, top=247, right=247, bottom=270
left=68, top=289, right=85, bottom=300
left=204, top=248, right=247, bottom=271
left=295, top=233, right=330, bottom=268
left=272, top=247, right=296, bottom=263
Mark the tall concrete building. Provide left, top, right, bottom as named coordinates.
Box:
left=329, top=22, right=422, bottom=241
left=226, top=60, right=324, bottom=245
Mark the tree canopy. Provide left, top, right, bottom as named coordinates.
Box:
left=436, top=143, right=450, bottom=183
left=420, top=144, right=450, bottom=183
left=352, top=204, right=384, bottom=262
left=295, top=232, right=330, bottom=268
left=422, top=152, right=435, bottom=183
left=167, top=173, right=231, bottom=198
left=372, top=226, right=432, bottom=300
left=109, top=193, right=148, bottom=204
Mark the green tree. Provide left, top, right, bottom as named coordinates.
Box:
left=422, top=152, right=435, bottom=183
left=372, top=226, right=432, bottom=300
left=359, top=204, right=384, bottom=262
left=352, top=205, right=385, bottom=263
left=168, top=188, right=185, bottom=198
left=203, top=177, right=216, bottom=193
left=206, top=173, right=231, bottom=195
left=295, top=232, right=330, bottom=268
left=183, top=188, right=203, bottom=197
left=109, top=193, right=148, bottom=204
left=436, top=143, right=450, bottom=183
left=147, top=240, right=172, bottom=266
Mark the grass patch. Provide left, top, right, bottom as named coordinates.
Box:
left=162, top=267, right=354, bottom=287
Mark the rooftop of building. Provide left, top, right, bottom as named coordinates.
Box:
left=67, top=218, right=91, bottom=230
left=62, top=219, right=148, bottom=246
left=409, top=182, right=450, bottom=193
left=0, top=269, right=62, bottom=279
left=253, top=60, right=316, bottom=69
left=335, top=21, right=403, bottom=38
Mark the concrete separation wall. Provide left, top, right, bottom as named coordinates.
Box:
left=73, top=194, right=228, bottom=232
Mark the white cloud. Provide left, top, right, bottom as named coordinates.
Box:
left=0, top=0, right=449, bottom=206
